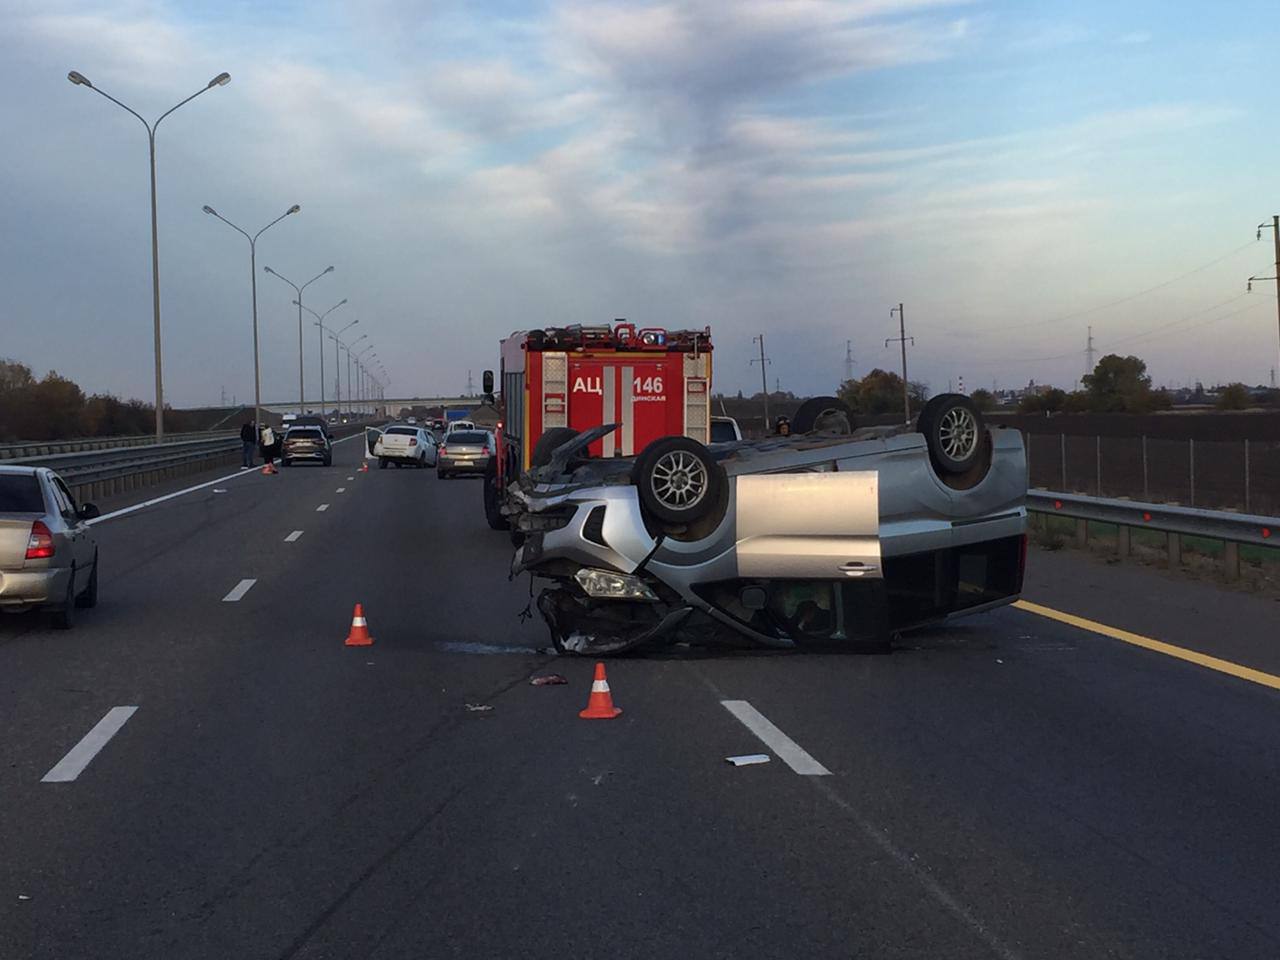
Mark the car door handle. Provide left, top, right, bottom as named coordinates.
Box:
left=838, top=561, right=878, bottom=577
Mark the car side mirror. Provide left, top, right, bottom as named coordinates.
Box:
left=78, top=503, right=101, bottom=521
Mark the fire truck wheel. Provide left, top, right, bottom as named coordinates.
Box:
left=632, top=437, right=725, bottom=526
left=530, top=427, right=581, bottom=470
left=916, top=393, right=986, bottom=476
left=791, top=396, right=854, bottom=435
left=484, top=468, right=509, bottom=530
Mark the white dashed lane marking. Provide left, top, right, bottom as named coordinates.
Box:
left=222, top=579, right=257, bottom=602
left=316, top=504, right=329, bottom=512
left=284, top=530, right=303, bottom=542
left=721, top=700, right=831, bottom=776
left=42, top=707, right=138, bottom=783
left=336, top=487, right=346, bottom=493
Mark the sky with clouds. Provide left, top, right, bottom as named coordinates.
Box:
left=2, top=0, right=1279, bottom=407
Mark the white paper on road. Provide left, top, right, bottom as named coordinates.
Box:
left=721, top=701, right=831, bottom=776
left=41, top=706, right=138, bottom=783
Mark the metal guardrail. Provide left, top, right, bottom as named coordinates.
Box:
left=1027, top=489, right=1278, bottom=579
left=3, top=422, right=382, bottom=504
left=6, top=437, right=242, bottom=503
left=0, top=430, right=234, bottom=461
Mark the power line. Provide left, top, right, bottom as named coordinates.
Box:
left=968, top=239, right=1260, bottom=333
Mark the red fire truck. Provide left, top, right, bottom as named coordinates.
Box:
left=482, top=322, right=713, bottom=529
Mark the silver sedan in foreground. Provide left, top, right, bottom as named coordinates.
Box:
left=0, top=466, right=100, bottom=628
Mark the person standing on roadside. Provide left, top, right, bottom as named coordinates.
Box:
left=240, top=419, right=257, bottom=469
left=259, top=422, right=278, bottom=474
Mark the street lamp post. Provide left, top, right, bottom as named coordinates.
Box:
left=264, top=265, right=333, bottom=413
left=296, top=299, right=348, bottom=418
left=343, top=334, right=367, bottom=417
left=67, top=69, right=231, bottom=441
left=355, top=344, right=374, bottom=415
left=202, top=204, right=300, bottom=437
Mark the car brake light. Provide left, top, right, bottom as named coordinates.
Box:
left=409, top=438, right=417, bottom=446
left=439, top=446, right=447, bottom=455
left=26, top=520, right=55, bottom=559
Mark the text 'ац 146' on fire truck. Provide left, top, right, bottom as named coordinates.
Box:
left=480, top=322, right=713, bottom=529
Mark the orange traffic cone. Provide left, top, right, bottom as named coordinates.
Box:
left=344, top=603, right=374, bottom=646
left=579, top=662, right=622, bottom=719
left=261, top=463, right=273, bottom=475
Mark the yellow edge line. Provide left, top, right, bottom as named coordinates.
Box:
left=1012, top=599, right=1280, bottom=692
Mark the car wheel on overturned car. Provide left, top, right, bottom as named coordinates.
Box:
left=791, top=395, right=855, bottom=435
left=916, top=393, right=989, bottom=482
left=631, top=436, right=725, bottom=527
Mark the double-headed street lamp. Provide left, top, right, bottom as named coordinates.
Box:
left=295, top=299, right=348, bottom=415
left=264, top=265, right=333, bottom=414
left=67, top=69, right=231, bottom=441
left=202, top=204, right=300, bottom=436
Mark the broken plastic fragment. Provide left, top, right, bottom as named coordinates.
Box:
left=465, top=703, right=494, bottom=712
left=530, top=674, right=568, bottom=686
left=725, top=754, right=770, bottom=766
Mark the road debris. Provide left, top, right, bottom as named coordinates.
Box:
left=725, top=754, right=771, bottom=767
left=212, top=488, right=228, bottom=494
left=17, top=894, right=30, bottom=901
left=530, top=674, right=568, bottom=686
left=465, top=703, right=494, bottom=712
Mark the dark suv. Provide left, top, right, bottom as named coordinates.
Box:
left=281, top=426, right=332, bottom=466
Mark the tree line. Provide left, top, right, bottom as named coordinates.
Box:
left=0, top=359, right=212, bottom=442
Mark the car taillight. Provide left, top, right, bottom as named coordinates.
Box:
left=409, top=438, right=417, bottom=446
left=439, top=446, right=447, bottom=455
left=26, top=520, right=55, bottom=560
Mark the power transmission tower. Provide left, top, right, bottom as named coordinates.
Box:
left=750, top=334, right=772, bottom=427
left=1248, top=216, right=1280, bottom=379
left=843, top=340, right=855, bottom=384
left=887, top=303, right=914, bottom=425
left=1085, top=325, right=1096, bottom=378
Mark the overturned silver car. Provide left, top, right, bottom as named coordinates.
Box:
left=504, top=395, right=1027, bottom=656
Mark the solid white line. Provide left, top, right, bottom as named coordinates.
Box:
left=86, top=430, right=371, bottom=527
left=316, top=503, right=329, bottom=512
left=721, top=700, right=831, bottom=776
left=284, top=530, right=303, bottom=542
left=335, top=487, right=346, bottom=493
left=222, top=578, right=257, bottom=602
left=42, top=706, right=138, bottom=783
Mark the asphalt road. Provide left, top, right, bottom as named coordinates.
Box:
left=3, top=436, right=1279, bottom=959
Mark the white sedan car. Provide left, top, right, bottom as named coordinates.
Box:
left=371, top=424, right=437, bottom=469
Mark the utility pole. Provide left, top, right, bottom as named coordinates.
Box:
left=750, top=334, right=772, bottom=427
left=843, top=340, right=855, bottom=384
left=466, top=370, right=476, bottom=397
left=1085, top=325, right=1096, bottom=378
left=887, top=303, right=914, bottom=425
left=1249, top=216, right=1280, bottom=379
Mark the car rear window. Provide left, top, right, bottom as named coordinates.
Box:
left=446, top=432, right=488, bottom=444
left=287, top=429, right=324, bottom=440
left=0, top=474, right=46, bottom=513
left=385, top=427, right=418, bottom=436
